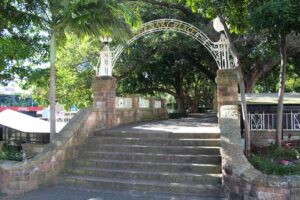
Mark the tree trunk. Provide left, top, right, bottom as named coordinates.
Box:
left=175, top=96, right=185, bottom=114
left=243, top=59, right=280, bottom=93
left=244, top=77, right=255, bottom=93
left=50, top=32, right=56, bottom=138
left=276, top=33, right=287, bottom=147
left=190, top=97, right=200, bottom=113
left=174, top=66, right=186, bottom=114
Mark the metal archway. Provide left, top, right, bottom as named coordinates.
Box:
left=96, top=19, right=234, bottom=76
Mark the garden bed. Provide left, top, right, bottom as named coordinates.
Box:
left=0, top=143, right=24, bottom=161
left=250, top=141, right=300, bottom=175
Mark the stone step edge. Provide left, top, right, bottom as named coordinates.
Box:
left=67, top=166, right=223, bottom=178
left=66, top=175, right=224, bottom=190
left=92, top=133, right=221, bottom=140
left=79, top=151, right=221, bottom=157
left=90, top=137, right=221, bottom=141
left=74, top=158, right=221, bottom=167
left=84, top=144, right=221, bottom=149
left=55, top=184, right=225, bottom=200
left=95, top=129, right=220, bottom=133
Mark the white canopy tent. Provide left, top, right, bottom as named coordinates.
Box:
left=0, top=109, right=63, bottom=133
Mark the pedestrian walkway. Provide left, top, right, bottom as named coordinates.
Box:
left=108, top=114, right=219, bottom=133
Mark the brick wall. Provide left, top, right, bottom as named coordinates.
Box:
left=116, top=97, right=168, bottom=125
left=93, top=77, right=168, bottom=128
left=0, top=98, right=168, bottom=195
left=221, top=105, right=300, bottom=199
left=0, top=108, right=98, bottom=195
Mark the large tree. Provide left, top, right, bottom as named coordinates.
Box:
left=46, top=0, right=139, bottom=136
left=140, top=0, right=300, bottom=93
left=115, top=32, right=217, bottom=114
left=114, top=2, right=218, bottom=114
left=181, top=0, right=252, bottom=156
left=0, top=1, right=47, bottom=83
left=250, top=0, right=300, bottom=147
left=184, top=0, right=300, bottom=152
left=23, top=34, right=98, bottom=110
left=3, top=0, right=140, bottom=137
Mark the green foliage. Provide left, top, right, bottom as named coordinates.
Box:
left=112, top=1, right=219, bottom=113
left=0, top=0, right=47, bottom=83
left=250, top=147, right=300, bottom=175
left=53, top=0, right=141, bottom=42
left=182, top=0, right=300, bottom=94
left=250, top=0, right=300, bottom=36
left=270, top=147, right=299, bottom=160
left=254, top=61, right=300, bottom=93
left=115, top=31, right=217, bottom=113
left=250, top=155, right=300, bottom=175
left=23, top=34, right=97, bottom=109
left=1, top=0, right=141, bottom=98
left=0, top=144, right=23, bottom=161
left=183, top=0, right=250, bottom=33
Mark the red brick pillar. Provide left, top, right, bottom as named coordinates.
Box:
left=93, top=76, right=117, bottom=128
left=216, top=69, right=239, bottom=126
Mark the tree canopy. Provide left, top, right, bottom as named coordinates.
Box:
left=23, top=33, right=98, bottom=110
left=1, top=0, right=299, bottom=117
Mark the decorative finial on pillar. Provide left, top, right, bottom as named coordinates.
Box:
left=96, top=37, right=113, bottom=76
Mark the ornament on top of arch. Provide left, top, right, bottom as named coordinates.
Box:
left=213, top=17, right=225, bottom=33
left=96, top=36, right=113, bottom=77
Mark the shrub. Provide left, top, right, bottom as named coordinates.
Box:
left=250, top=147, right=300, bottom=175
left=250, top=155, right=300, bottom=175
left=0, top=143, right=23, bottom=161
left=270, top=147, right=299, bottom=160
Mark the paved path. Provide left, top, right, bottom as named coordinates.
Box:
left=5, top=115, right=223, bottom=200
left=102, top=114, right=219, bottom=133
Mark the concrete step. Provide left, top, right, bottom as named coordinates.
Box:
left=88, top=137, right=220, bottom=146
left=73, top=159, right=221, bottom=174
left=78, top=151, right=221, bottom=164
left=82, top=144, right=221, bottom=155
left=65, top=175, right=225, bottom=197
left=56, top=184, right=226, bottom=200
left=94, top=131, right=220, bottom=139
left=66, top=167, right=222, bottom=185
left=65, top=124, right=223, bottom=197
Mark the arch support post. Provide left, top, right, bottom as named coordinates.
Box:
left=216, top=69, right=239, bottom=126
left=93, top=76, right=117, bottom=128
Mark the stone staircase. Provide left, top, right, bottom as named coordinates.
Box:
left=64, top=128, right=225, bottom=199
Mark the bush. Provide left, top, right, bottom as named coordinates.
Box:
left=0, top=143, right=24, bottom=161
left=249, top=147, right=300, bottom=176
left=270, top=147, right=299, bottom=160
